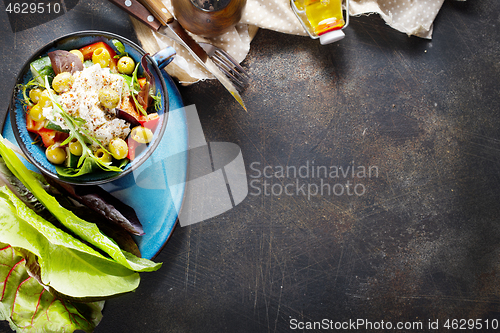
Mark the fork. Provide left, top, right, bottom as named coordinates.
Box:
left=135, top=0, right=249, bottom=91
left=158, top=26, right=249, bottom=90
left=198, top=42, right=249, bottom=91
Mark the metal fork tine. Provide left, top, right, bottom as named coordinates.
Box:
left=212, top=56, right=247, bottom=89
left=213, top=48, right=249, bottom=80
left=213, top=51, right=248, bottom=86
left=198, top=42, right=249, bottom=89
left=212, top=57, right=246, bottom=91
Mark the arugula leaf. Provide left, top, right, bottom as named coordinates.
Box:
left=111, top=39, right=128, bottom=59
left=0, top=243, right=105, bottom=332
left=120, top=58, right=160, bottom=116
left=17, top=78, right=39, bottom=107
left=129, top=63, right=147, bottom=116
left=152, top=90, right=162, bottom=112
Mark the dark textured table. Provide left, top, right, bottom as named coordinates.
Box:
left=2, top=0, right=500, bottom=332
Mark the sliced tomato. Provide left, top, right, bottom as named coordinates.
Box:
left=56, top=132, right=69, bottom=145
left=79, top=41, right=117, bottom=60
left=79, top=41, right=118, bottom=70
left=126, top=137, right=144, bottom=161
left=138, top=113, right=160, bottom=131
left=37, top=128, right=68, bottom=148
left=119, top=96, right=141, bottom=120
left=138, top=77, right=147, bottom=88
left=119, top=80, right=162, bottom=130
left=37, top=128, right=57, bottom=147
left=26, top=113, right=46, bottom=133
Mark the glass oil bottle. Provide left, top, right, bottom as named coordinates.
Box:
left=291, top=0, right=349, bottom=44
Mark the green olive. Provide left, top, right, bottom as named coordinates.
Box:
left=29, top=104, right=45, bottom=122
left=29, top=88, right=43, bottom=104
left=45, top=145, right=66, bottom=165
left=108, top=137, right=128, bottom=160
left=92, top=47, right=111, bottom=68
left=94, top=148, right=112, bottom=163
left=69, top=139, right=83, bottom=156
left=69, top=49, right=84, bottom=63
left=38, top=90, right=53, bottom=108
left=117, top=56, right=135, bottom=75
left=98, top=88, right=120, bottom=109
left=52, top=72, right=74, bottom=93
left=130, top=126, right=153, bottom=144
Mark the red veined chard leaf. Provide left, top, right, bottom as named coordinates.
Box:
left=0, top=243, right=104, bottom=333
left=0, top=244, right=26, bottom=315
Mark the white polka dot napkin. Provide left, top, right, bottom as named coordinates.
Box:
left=132, top=0, right=445, bottom=84
left=350, top=0, right=445, bottom=38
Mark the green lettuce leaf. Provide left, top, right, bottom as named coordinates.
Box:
left=0, top=187, right=140, bottom=298
left=0, top=243, right=104, bottom=333
left=55, top=157, right=120, bottom=178
left=0, top=137, right=161, bottom=273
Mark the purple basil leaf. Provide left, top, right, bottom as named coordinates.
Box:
left=48, top=50, right=83, bottom=75
left=141, top=54, right=153, bottom=90
left=116, top=107, right=141, bottom=127
left=138, top=54, right=155, bottom=112
left=45, top=177, right=145, bottom=236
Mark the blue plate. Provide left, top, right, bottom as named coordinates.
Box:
left=2, top=69, right=187, bottom=260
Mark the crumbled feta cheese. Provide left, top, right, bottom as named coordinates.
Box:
left=49, top=64, right=131, bottom=149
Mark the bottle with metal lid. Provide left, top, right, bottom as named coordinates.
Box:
left=291, top=0, right=349, bottom=45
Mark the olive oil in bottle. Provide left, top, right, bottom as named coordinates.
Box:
left=293, top=0, right=346, bottom=44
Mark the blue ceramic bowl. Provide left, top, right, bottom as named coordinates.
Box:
left=9, top=31, right=175, bottom=186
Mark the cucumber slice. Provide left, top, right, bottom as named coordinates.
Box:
left=83, top=60, right=94, bottom=68
left=30, top=56, right=55, bottom=86
left=44, top=121, right=69, bottom=133
left=30, top=56, right=51, bottom=72
left=64, top=148, right=79, bottom=168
